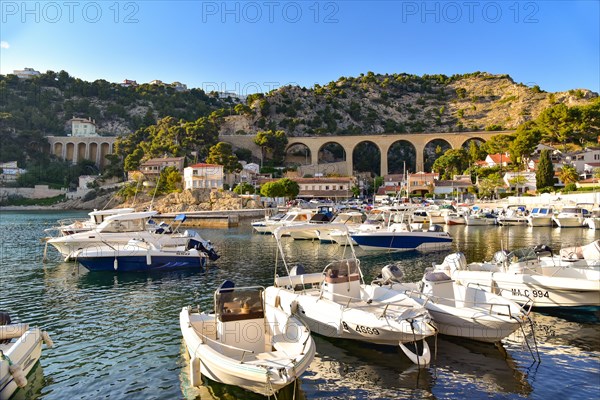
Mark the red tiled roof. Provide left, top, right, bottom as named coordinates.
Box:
left=189, top=163, right=221, bottom=168
left=488, top=154, right=511, bottom=164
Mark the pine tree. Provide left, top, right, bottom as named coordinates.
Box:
left=536, top=149, right=554, bottom=189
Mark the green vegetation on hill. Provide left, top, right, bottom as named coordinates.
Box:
left=0, top=70, right=232, bottom=166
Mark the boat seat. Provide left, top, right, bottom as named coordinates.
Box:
left=244, top=351, right=293, bottom=368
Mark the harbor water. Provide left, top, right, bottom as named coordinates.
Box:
left=1, top=210, right=599, bottom=399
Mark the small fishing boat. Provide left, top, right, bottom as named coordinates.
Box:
left=496, top=205, right=528, bottom=226
left=0, top=312, right=53, bottom=400
left=73, top=237, right=217, bottom=272
left=369, top=264, right=532, bottom=343
left=268, top=224, right=437, bottom=366
left=435, top=250, right=600, bottom=309
left=464, top=209, right=497, bottom=226
left=180, top=282, right=315, bottom=396
left=444, top=211, right=466, bottom=225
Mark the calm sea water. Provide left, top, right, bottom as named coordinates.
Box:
left=1, top=211, right=599, bottom=400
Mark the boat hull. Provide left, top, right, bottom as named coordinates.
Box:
left=553, top=216, right=584, bottom=228
left=527, top=216, right=554, bottom=227
left=77, top=253, right=207, bottom=272
left=268, top=286, right=435, bottom=346
left=351, top=231, right=452, bottom=252
left=0, top=328, right=43, bottom=400
left=452, top=270, right=600, bottom=308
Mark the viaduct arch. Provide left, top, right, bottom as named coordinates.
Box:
left=47, top=136, right=118, bottom=168
left=219, top=131, right=506, bottom=176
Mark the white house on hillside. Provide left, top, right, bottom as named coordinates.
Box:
left=69, top=117, right=97, bottom=136
left=184, top=163, right=224, bottom=190
left=567, top=148, right=600, bottom=173
left=484, top=153, right=511, bottom=168
left=0, top=161, right=26, bottom=182
left=13, top=67, right=41, bottom=79
left=503, top=171, right=537, bottom=194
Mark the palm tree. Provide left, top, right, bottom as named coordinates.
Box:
left=558, top=164, right=579, bottom=185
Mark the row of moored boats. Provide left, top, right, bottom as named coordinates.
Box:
left=3, top=205, right=599, bottom=398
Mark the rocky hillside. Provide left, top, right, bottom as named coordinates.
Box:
left=220, top=72, right=598, bottom=136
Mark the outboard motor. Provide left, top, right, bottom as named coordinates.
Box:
left=428, top=224, right=444, bottom=232
left=533, top=244, right=553, bottom=257
left=373, top=263, right=404, bottom=286
left=290, top=264, right=306, bottom=276
left=492, top=250, right=509, bottom=264
left=442, top=252, right=467, bottom=272
left=187, top=238, right=220, bottom=261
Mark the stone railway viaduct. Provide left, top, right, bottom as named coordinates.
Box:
left=219, top=131, right=506, bottom=176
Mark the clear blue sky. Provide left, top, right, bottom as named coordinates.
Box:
left=1, top=1, right=598, bottom=94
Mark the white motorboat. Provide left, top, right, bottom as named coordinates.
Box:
left=351, top=211, right=452, bottom=252
left=317, top=210, right=365, bottom=243
left=444, top=211, right=465, bottom=225
left=267, top=224, right=437, bottom=366
left=44, top=207, right=136, bottom=237
left=369, top=265, right=531, bottom=343
left=180, top=282, right=315, bottom=396
left=526, top=207, right=554, bottom=227
left=251, top=212, right=286, bottom=234
left=464, top=210, right=497, bottom=226
left=0, top=313, right=53, bottom=400
left=46, top=212, right=209, bottom=260
left=496, top=205, right=528, bottom=226
left=289, top=209, right=335, bottom=240
left=552, top=206, right=589, bottom=228
left=434, top=250, right=600, bottom=308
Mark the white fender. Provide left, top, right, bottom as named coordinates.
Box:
left=399, top=340, right=431, bottom=366
left=290, top=300, right=298, bottom=314
left=9, top=364, right=28, bottom=388
left=189, top=357, right=202, bottom=387
left=42, top=330, right=54, bottom=348
left=114, top=258, right=118, bottom=271
left=146, top=253, right=152, bottom=266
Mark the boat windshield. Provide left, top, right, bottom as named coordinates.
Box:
left=506, top=247, right=538, bottom=264
left=101, top=218, right=146, bottom=233
left=216, top=287, right=264, bottom=322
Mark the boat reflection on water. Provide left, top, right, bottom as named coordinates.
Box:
left=304, top=334, right=532, bottom=399
left=527, top=312, right=600, bottom=352
left=10, top=362, right=46, bottom=400
left=303, top=335, right=432, bottom=398
left=431, top=337, right=532, bottom=397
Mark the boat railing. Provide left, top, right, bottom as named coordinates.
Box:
left=463, top=282, right=534, bottom=316
left=319, top=289, right=420, bottom=318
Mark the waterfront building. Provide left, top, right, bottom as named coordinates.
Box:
left=137, top=157, right=186, bottom=181
left=184, top=163, right=224, bottom=189
left=503, top=171, right=537, bottom=194
left=407, top=172, right=437, bottom=195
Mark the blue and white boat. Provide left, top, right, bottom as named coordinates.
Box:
left=73, top=237, right=217, bottom=272
left=351, top=211, right=452, bottom=251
